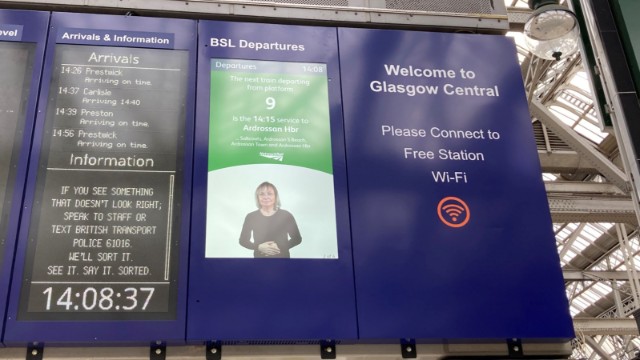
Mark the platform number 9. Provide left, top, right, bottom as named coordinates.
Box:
left=266, top=97, right=276, bottom=110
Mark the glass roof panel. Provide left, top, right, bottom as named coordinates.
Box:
left=572, top=297, right=591, bottom=310
left=549, top=106, right=578, bottom=127
left=569, top=307, right=580, bottom=317
left=579, top=291, right=599, bottom=303
left=572, top=238, right=589, bottom=251
left=569, top=71, right=591, bottom=89
left=591, top=262, right=608, bottom=271
left=562, top=250, right=577, bottom=263
left=584, top=223, right=606, bottom=238
left=592, top=282, right=613, bottom=294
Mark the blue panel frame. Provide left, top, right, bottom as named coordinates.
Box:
left=188, top=20, right=357, bottom=342
left=0, top=9, right=49, bottom=346
left=338, top=28, right=574, bottom=342
left=4, top=12, right=196, bottom=345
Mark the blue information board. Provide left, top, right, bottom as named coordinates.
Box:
left=188, top=21, right=357, bottom=342
left=5, top=12, right=196, bottom=344
left=0, top=9, right=49, bottom=345
left=0, top=13, right=575, bottom=345
left=338, top=28, right=574, bottom=341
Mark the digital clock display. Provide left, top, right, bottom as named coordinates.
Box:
left=17, top=44, right=188, bottom=321
left=33, top=285, right=165, bottom=313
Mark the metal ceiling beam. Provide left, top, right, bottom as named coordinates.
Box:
left=548, top=197, right=637, bottom=224
left=564, top=270, right=633, bottom=281
left=506, top=6, right=529, bottom=31
left=560, top=223, right=587, bottom=259
left=545, top=181, right=626, bottom=195
left=588, top=336, right=608, bottom=360
left=530, top=100, right=630, bottom=193
left=599, top=295, right=637, bottom=319
left=540, top=56, right=583, bottom=104
left=576, top=319, right=639, bottom=336
left=0, top=0, right=510, bottom=31
left=538, top=150, right=601, bottom=174
left=566, top=225, right=632, bottom=271
left=584, top=336, right=615, bottom=360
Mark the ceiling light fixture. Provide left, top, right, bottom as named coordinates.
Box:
left=524, top=0, right=580, bottom=61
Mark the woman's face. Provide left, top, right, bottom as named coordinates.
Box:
left=257, top=186, right=276, bottom=210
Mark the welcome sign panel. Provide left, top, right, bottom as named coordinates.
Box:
left=339, top=28, right=574, bottom=340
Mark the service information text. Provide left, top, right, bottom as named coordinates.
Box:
left=18, top=44, right=188, bottom=321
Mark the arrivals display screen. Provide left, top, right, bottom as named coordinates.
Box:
left=17, top=44, right=188, bottom=320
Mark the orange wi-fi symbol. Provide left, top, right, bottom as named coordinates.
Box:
left=437, top=196, right=470, bottom=228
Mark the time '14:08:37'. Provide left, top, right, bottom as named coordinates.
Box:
left=42, top=286, right=154, bottom=311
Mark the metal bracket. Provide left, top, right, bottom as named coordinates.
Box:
left=320, top=340, right=336, bottom=359
left=206, top=341, right=222, bottom=360
left=150, top=341, right=166, bottom=360
left=506, top=338, right=524, bottom=358
left=401, top=338, right=417, bottom=358
left=26, top=343, right=44, bottom=360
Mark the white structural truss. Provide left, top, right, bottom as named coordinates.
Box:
left=508, top=0, right=640, bottom=358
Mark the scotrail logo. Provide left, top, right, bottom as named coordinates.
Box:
left=259, top=152, right=284, bottom=162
